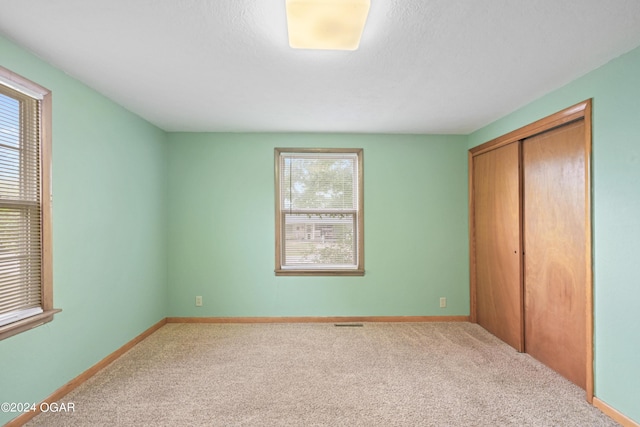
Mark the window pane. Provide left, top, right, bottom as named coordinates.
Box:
left=0, top=205, right=42, bottom=319
left=0, top=91, right=40, bottom=203
left=283, top=213, right=355, bottom=267
left=0, top=145, right=20, bottom=199
left=282, top=154, right=356, bottom=211
left=0, top=93, right=20, bottom=148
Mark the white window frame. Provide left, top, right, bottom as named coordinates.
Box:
left=275, top=147, right=364, bottom=276
left=0, top=66, right=59, bottom=341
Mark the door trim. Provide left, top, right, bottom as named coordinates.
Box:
left=468, top=99, right=593, bottom=402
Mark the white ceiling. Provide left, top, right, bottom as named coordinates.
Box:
left=1, top=0, right=640, bottom=134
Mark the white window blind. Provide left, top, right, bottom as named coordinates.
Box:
left=0, top=83, right=44, bottom=327
left=276, top=149, right=363, bottom=274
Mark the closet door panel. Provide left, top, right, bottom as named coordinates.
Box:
left=523, top=120, right=586, bottom=388
left=474, top=142, right=522, bottom=351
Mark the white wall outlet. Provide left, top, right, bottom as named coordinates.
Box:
left=439, top=297, right=447, bottom=308
left=195, top=296, right=203, bottom=307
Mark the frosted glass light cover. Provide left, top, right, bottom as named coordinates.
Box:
left=286, top=0, right=371, bottom=50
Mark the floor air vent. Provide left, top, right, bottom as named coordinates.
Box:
left=334, top=323, right=364, bottom=327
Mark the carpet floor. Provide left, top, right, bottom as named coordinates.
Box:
left=26, top=322, right=617, bottom=426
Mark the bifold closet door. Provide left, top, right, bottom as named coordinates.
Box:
left=474, top=142, right=522, bottom=351
left=523, top=120, right=586, bottom=389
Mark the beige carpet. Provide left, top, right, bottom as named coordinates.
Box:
left=26, top=322, right=617, bottom=426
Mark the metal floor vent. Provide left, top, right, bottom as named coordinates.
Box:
left=334, top=323, right=364, bottom=327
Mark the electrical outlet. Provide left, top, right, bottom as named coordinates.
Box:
left=195, top=296, right=203, bottom=307
left=439, top=297, right=447, bottom=308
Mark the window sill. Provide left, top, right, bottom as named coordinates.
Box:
left=275, top=269, right=364, bottom=276
left=0, top=309, right=61, bottom=341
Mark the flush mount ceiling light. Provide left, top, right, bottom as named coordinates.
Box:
left=285, top=0, right=371, bottom=51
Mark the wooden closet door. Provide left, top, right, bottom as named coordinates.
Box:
left=523, top=119, right=586, bottom=388
left=474, top=142, right=522, bottom=351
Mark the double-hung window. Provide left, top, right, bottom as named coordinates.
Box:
left=0, top=66, right=57, bottom=341
left=275, top=148, right=364, bottom=275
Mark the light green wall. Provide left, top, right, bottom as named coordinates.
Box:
left=0, top=37, right=168, bottom=426
left=166, top=133, right=470, bottom=317
left=469, top=45, right=640, bottom=423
